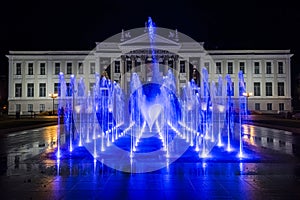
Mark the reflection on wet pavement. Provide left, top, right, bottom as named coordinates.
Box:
left=241, top=124, right=300, bottom=156
left=0, top=124, right=300, bottom=199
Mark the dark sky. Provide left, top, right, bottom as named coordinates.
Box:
left=1, top=0, right=299, bottom=76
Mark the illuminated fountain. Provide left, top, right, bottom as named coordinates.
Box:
left=56, top=17, right=249, bottom=173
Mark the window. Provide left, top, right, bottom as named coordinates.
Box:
left=39, top=83, right=46, bottom=97
left=16, top=63, right=22, bottom=75
left=239, top=82, right=246, bottom=96
left=89, top=83, right=95, bottom=91
left=216, top=62, right=222, bottom=74
left=28, top=104, right=33, bottom=112
left=180, top=61, right=185, bottom=73
left=66, top=83, right=72, bottom=96
left=254, top=62, right=260, bottom=74
left=265, top=82, right=272, bottom=96
left=278, top=82, right=285, bottom=96
left=15, top=83, right=22, bottom=97
left=266, top=62, right=272, bottom=74
left=126, top=60, right=132, bottom=72
left=90, top=62, right=95, bottom=74
left=278, top=62, right=284, bottom=74
left=254, top=82, right=261, bottom=96
left=267, top=103, right=272, bottom=111
left=40, top=63, right=46, bottom=75
left=40, top=104, right=45, bottom=112
left=16, top=104, right=21, bottom=112
left=78, top=62, right=83, bottom=74
left=215, top=82, right=222, bottom=96
left=54, top=83, right=61, bottom=96
left=227, top=82, right=234, bottom=96
left=135, top=60, right=141, bottom=72
left=67, top=62, right=72, bottom=74
left=28, top=63, right=33, bottom=75
left=27, top=83, right=34, bottom=97
left=255, top=103, right=260, bottom=111
left=168, top=60, right=173, bottom=68
left=239, top=62, right=245, bottom=74
left=227, top=62, right=233, bottom=74
left=55, top=63, right=60, bottom=75
left=115, top=61, right=120, bottom=73
left=279, top=103, right=284, bottom=111
left=204, top=62, right=210, bottom=73
left=77, top=82, right=84, bottom=97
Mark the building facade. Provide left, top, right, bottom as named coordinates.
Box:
left=6, top=30, right=293, bottom=115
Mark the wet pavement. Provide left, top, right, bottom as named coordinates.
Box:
left=0, top=125, right=300, bottom=199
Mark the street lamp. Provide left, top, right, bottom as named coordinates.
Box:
left=242, top=92, right=253, bottom=114
left=49, top=93, right=58, bottom=115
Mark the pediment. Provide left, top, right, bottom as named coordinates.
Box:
left=119, top=33, right=180, bottom=47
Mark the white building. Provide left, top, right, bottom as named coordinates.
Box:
left=6, top=29, right=293, bottom=115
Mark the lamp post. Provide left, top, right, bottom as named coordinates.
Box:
left=242, top=92, right=252, bottom=114
left=49, top=93, right=58, bottom=115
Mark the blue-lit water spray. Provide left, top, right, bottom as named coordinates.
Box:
left=56, top=18, right=250, bottom=172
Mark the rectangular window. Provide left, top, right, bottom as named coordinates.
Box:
left=78, top=62, right=83, bottom=74
left=67, top=62, right=72, bottom=74
left=267, top=103, right=272, bottom=111
left=55, top=63, right=60, bottom=75
left=216, top=62, right=222, bottom=74
left=16, top=63, right=22, bottom=75
left=54, top=83, right=61, bottom=96
left=227, top=82, right=234, bottom=96
left=115, top=61, right=120, bottom=73
left=28, top=104, right=33, bottom=112
left=239, top=82, right=246, bottom=96
left=265, top=82, right=272, bottom=96
left=40, top=63, right=46, bottom=75
left=16, top=104, right=21, bottom=112
left=28, top=63, right=33, bottom=75
left=278, top=62, right=284, bottom=74
left=278, top=82, right=285, bottom=96
left=89, top=83, right=95, bottom=91
left=15, top=83, right=22, bottom=97
left=90, top=62, right=95, bottom=74
left=66, top=83, right=72, bottom=96
left=255, top=103, right=260, bottom=111
left=168, top=60, right=173, bottom=68
left=135, top=60, right=141, bottom=72
left=27, top=83, right=34, bottom=97
left=227, top=62, right=233, bottom=74
left=279, top=103, right=284, bottom=111
left=180, top=61, right=185, bottom=73
left=39, top=83, right=46, bottom=97
left=215, top=82, right=222, bottom=96
left=204, top=62, right=210, bottom=73
left=266, top=62, right=272, bottom=74
left=40, top=104, right=45, bottom=112
left=126, top=60, right=132, bottom=72
left=254, top=62, right=260, bottom=74
left=77, top=82, right=84, bottom=97
left=239, top=62, right=245, bottom=74
left=254, top=82, right=261, bottom=96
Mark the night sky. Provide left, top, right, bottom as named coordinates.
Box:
left=1, top=0, right=300, bottom=102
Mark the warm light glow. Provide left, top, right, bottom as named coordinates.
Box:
left=242, top=92, right=253, bottom=97
left=49, top=93, right=58, bottom=99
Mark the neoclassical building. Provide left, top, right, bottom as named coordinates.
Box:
left=6, top=28, right=293, bottom=115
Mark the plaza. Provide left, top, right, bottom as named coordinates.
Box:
left=0, top=114, right=299, bottom=200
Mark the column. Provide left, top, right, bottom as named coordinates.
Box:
left=121, top=55, right=126, bottom=92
